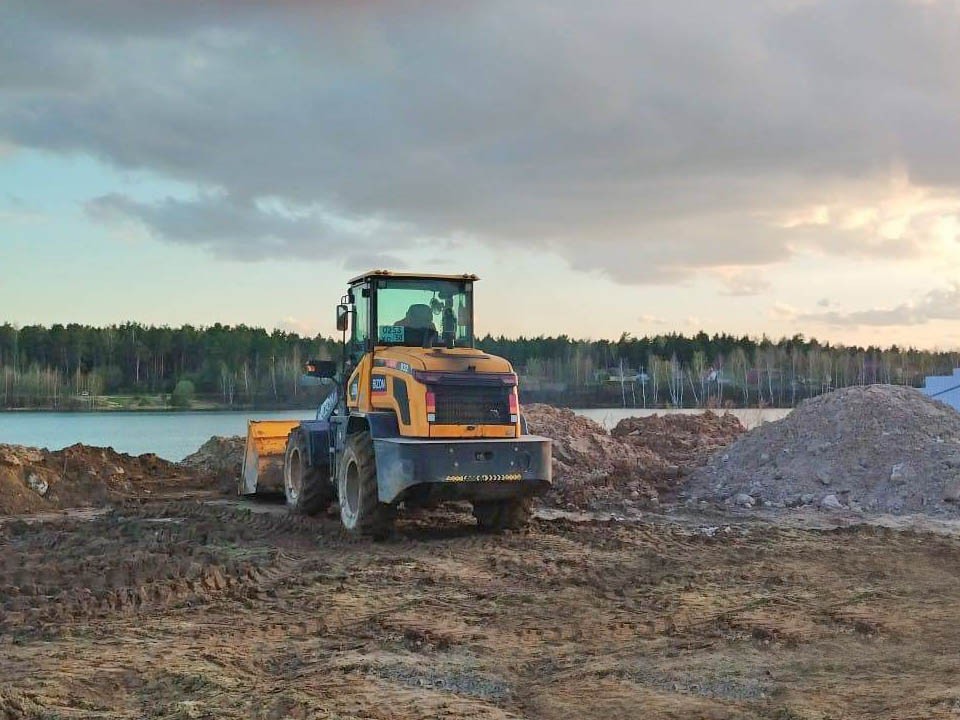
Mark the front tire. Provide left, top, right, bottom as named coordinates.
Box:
left=338, top=432, right=394, bottom=538
left=472, top=497, right=532, bottom=532
left=284, top=432, right=333, bottom=515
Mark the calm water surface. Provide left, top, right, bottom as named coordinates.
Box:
left=0, top=407, right=790, bottom=461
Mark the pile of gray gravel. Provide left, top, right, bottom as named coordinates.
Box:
left=686, top=385, right=960, bottom=516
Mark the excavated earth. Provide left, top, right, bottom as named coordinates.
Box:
left=612, top=411, right=746, bottom=471
left=688, top=385, right=960, bottom=516
left=5, top=502, right=960, bottom=718
left=5, top=395, right=960, bottom=717
left=0, top=443, right=203, bottom=516
left=180, top=436, right=246, bottom=494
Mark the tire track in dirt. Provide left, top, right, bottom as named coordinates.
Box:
left=5, top=500, right=960, bottom=718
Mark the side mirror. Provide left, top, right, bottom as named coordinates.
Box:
left=336, top=304, right=350, bottom=333
left=305, top=359, right=338, bottom=379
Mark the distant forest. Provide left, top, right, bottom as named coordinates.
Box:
left=1, top=322, right=958, bottom=410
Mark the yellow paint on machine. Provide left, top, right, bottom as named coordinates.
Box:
left=240, top=420, right=299, bottom=494
left=367, top=346, right=523, bottom=439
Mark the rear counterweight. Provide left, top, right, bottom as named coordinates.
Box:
left=372, top=435, right=552, bottom=504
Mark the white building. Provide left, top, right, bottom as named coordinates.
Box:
left=922, top=369, right=960, bottom=412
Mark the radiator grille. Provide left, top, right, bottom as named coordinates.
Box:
left=433, top=385, right=512, bottom=425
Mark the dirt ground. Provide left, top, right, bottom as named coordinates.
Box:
left=4, top=497, right=960, bottom=719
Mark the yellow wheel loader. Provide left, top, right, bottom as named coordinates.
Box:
left=240, top=270, right=552, bottom=536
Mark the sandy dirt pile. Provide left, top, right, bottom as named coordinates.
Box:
left=0, top=443, right=192, bottom=515
left=524, top=405, right=745, bottom=511
left=180, top=435, right=245, bottom=492
left=687, top=385, right=960, bottom=515
left=612, top=411, right=746, bottom=473
left=523, top=404, right=669, bottom=510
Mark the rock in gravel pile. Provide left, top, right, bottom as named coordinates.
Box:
left=0, top=443, right=190, bottom=516
left=687, top=385, right=960, bottom=515
left=612, top=412, right=746, bottom=472
left=523, top=404, right=669, bottom=510
left=180, top=435, right=245, bottom=492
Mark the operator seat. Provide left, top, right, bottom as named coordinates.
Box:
left=394, top=304, right=438, bottom=346
left=395, top=304, right=436, bottom=331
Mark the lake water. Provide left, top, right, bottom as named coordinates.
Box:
left=0, top=407, right=790, bottom=462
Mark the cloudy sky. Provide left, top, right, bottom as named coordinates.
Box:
left=3, top=0, right=960, bottom=347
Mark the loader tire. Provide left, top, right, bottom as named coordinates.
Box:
left=472, top=497, right=532, bottom=532
left=284, top=432, right=333, bottom=516
left=338, top=432, right=394, bottom=539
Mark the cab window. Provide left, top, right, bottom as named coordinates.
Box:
left=375, top=278, right=473, bottom=348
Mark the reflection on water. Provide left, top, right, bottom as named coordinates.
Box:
left=0, top=407, right=790, bottom=461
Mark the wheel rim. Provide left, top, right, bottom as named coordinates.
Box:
left=341, top=459, right=361, bottom=526
left=287, top=447, right=302, bottom=503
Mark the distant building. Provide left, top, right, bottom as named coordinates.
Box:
left=922, top=369, right=960, bottom=412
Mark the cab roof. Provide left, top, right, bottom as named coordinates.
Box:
left=348, top=269, right=480, bottom=285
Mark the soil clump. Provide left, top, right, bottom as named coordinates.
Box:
left=523, top=404, right=667, bottom=510
left=523, top=405, right=746, bottom=511
left=612, top=411, right=745, bottom=470
left=688, top=385, right=960, bottom=515
left=0, top=443, right=195, bottom=516
left=179, top=435, right=245, bottom=493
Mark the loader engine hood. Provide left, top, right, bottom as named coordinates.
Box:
left=373, top=346, right=515, bottom=376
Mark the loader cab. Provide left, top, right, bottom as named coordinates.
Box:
left=345, top=271, right=477, bottom=362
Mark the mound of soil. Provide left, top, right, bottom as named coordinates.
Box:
left=523, top=404, right=668, bottom=510
left=687, top=385, right=960, bottom=515
left=612, top=411, right=745, bottom=472
left=180, top=415, right=678, bottom=512
left=180, top=435, right=244, bottom=493
left=0, top=443, right=192, bottom=516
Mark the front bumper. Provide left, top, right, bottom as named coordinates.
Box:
left=373, top=435, right=552, bottom=504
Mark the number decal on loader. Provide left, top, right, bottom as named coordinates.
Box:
left=378, top=326, right=405, bottom=343
left=371, top=375, right=387, bottom=394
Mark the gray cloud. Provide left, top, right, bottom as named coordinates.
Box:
left=801, top=285, right=960, bottom=327
left=85, top=193, right=415, bottom=266
left=4, top=0, right=960, bottom=281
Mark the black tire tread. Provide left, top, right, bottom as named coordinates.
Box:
left=286, top=432, right=334, bottom=516
left=342, top=432, right=395, bottom=538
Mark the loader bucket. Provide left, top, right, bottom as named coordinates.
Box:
left=238, top=420, right=300, bottom=495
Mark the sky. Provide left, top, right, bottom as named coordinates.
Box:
left=3, top=0, right=960, bottom=348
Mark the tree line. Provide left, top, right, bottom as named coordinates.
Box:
left=0, top=323, right=340, bottom=409
left=0, top=323, right=957, bottom=409
left=481, top=331, right=960, bottom=407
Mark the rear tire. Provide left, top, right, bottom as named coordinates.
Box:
left=472, top=497, right=532, bottom=532
left=338, top=432, right=395, bottom=538
left=284, top=432, right=333, bottom=515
